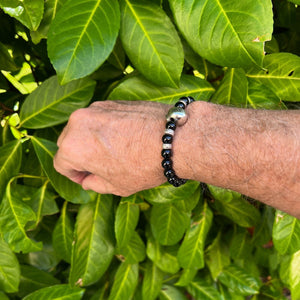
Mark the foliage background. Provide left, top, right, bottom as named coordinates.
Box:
left=0, top=0, right=300, bottom=299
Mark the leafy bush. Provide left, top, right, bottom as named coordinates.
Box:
left=0, top=0, right=300, bottom=299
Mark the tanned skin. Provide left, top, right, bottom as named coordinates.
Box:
left=54, top=101, right=300, bottom=218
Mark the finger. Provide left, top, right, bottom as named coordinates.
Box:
left=81, top=173, right=114, bottom=194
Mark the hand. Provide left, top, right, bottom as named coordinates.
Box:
left=54, top=101, right=168, bottom=196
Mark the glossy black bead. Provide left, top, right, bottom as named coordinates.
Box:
left=162, top=158, right=172, bottom=169
left=162, top=134, right=173, bottom=144
left=168, top=176, right=180, bottom=187
left=164, top=169, right=175, bottom=178
left=166, top=121, right=176, bottom=131
left=179, top=97, right=189, bottom=105
left=175, top=102, right=185, bottom=109
left=161, top=149, right=172, bottom=159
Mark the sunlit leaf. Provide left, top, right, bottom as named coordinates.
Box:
left=108, top=263, right=138, bottom=300
left=31, top=137, right=93, bottom=204
left=48, top=0, right=120, bottom=84
left=69, top=194, right=115, bottom=287
left=187, top=277, right=222, bottom=300
left=109, top=75, right=214, bottom=104
left=52, top=201, right=74, bottom=263
left=170, top=0, right=273, bottom=68
left=120, top=0, right=183, bottom=87
left=159, top=285, right=186, bottom=300
left=290, top=250, right=300, bottom=300
left=22, top=284, right=84, bottom=300
left=247, top=53, right=300, bottom=101
left=272, top=210, right=300, bottom=255
left=0, top=240, right=20, bottom=293
left=0, top=0, right=44, bottom=31
left=20, top=76, right=96, bottom=129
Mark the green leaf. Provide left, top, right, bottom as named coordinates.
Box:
left=246, top=53, right=300, bottom=101
left=0, top=42, right=17, bottom=71
left=208, top=185, right=260, bottom=227
left=0, top=181, right=42, bottom=253
left=0, top=0, right=44, bottom=31
left=30, top=0, right=67, bottom=44
left=0, top=240, right=20, bottom=293
left=146, top=235, right=180, bottom=274
left=18, top=265, right=60, bottom=298
left=0, top=140, right=22, bottom=199
left=272, top=210, right=300, bottom=255
left=120, top=0, right=183, bottom=87
left=22, top=284, right=84, bottom=300
left=177, top=201, right=213, bottom=270
left=115, top=201, right=139, bottom=248
left=246, top=81, right=285, bottom=110
left=0, top=292, right=9, bottom=300
left=31, top=137, right=93, bottom=204
left=218, top=264, right=261, bottom=296
left=19, top=76, right=96, bottom=129
left=290, top=250, right=300, bottom=300
left=109, top=75, right=214, bottom=104
left=142, top=261, right=164, bottom=300
left=229, top=227, right=252, bottom=260
left=159, top=285, right=186, bottom=300
left=151, top=203, right=189, bottom=246
left=69, top=194, right=115, bottom=287
left=52, top=201, right=74, bottom=263
left=211, top=68, right=248, bottom=106
left=47, top=0, right=120, bottom=84
left=175, top=268, right=197, bottom=287
left=108, top=263, right=138, bottom=300
left=142, top=181, right=199, bottom=204
left=206, top=231, right=230, bottom=280
left=187, top=278, right=222, bottom=300
left=173, top=187, right=201, bottom=213
left=118, top=231, right=146, bottom=264
left=169, top=0, right=273, bottom=68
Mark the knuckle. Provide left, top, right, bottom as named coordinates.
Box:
left=68, top=108, right=87, bottom=124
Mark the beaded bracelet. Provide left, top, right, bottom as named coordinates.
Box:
left=161, top=96, right=195, bottom=187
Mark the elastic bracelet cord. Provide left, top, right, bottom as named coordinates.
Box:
left=161, top=96, right=195, bottom=187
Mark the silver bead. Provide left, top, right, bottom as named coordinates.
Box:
left=163, top=144, right=172, bottom=149
left=165, top=128, right=174, bottom=136
left=166, top=107, right=188, bottom=126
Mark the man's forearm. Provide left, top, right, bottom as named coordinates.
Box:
left=174, top=101, right=300, bottom=218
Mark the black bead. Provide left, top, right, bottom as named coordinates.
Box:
left=162, top=158, right=172, bottom=169
left=166, top=121, right=176, bottom=131
left=161, top=149, right=172, bottom=159
left=162, top=134, right=173, bottom=144
left=175, top=102, right=185, bottom=109
left=179, top=97, right=189, bottom=105
left=164, top=169, right=175, bottom=178
left=168, top=176, right=180, bottom=187
left=187, top=96, right=195, bottom=104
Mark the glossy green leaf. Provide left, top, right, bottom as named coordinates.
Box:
left=146, top=235, right=180, bottom=274
left=69, top=194, right=115, bottom=287
left=31, top=0, right=67, bottom=44
left=47, top=0, right=120, bottom=84
left=177, top=201, right=213, bottom=269
left=208, top=185, right=260, bottom=227
left=115, top=201, right=139, bottom=248
left=120, top=0, right=183, bottom=87
left=52, top=201, right=74, bottom=263
left=170, top=0, right=273, bottom=68
left=109, top=75, right=214, bottom=104
left=246, top=81, right=285, bottom=110
left=108, top=263, right=138, bottom=300
left=0, top=0, right=44, bottom=31
left=229, top=227, right=252, bottom=260
left=22, top=284, right=84, bottom=300
left=31, top=137, right=93, bottom=204
left=272, top=210, right=300, bottom=255
left=159, top=285, right=186, bottom=300
left=18, top=265, right=60, bottom=298
left=173, top=187, right=201, bottom=213
left=118, top=231, right=146, bottom=264
left=0, top=240, right=20, bottom=293
left=142, top=261, right=164, bottom=300
left=151, top=203, right=189, bottom=246
left=218, top=264, right=261, bottom=296
left=187, top=278, right=222, bottom=300
left=19, top=76, right=96, bottom=129
left=0, top=140, right=22, bottom=199
left=290, top=250, right=300, bottom=300
left=142, top=181, right=199, bottom=204
left=211, top=68, right=248, bottom=106
left=0, top=181, right=42, bottom=253
left=247, top=53, right=300, bottom=101
left=206, top=231, right=230, bottom=280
